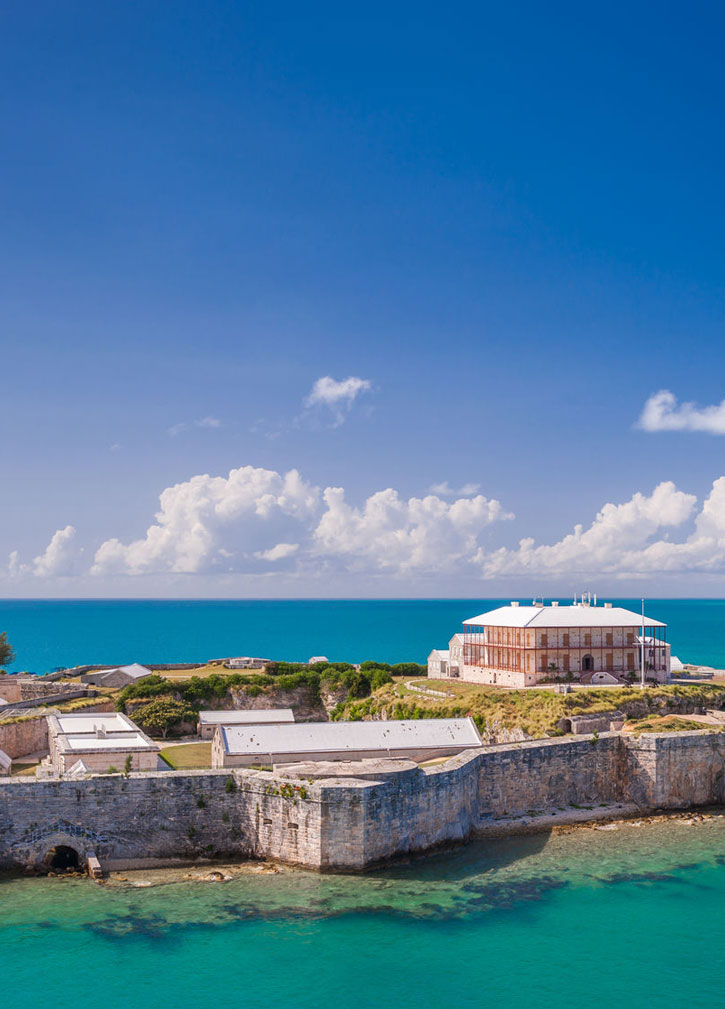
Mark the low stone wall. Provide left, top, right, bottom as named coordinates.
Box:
left=1, top=731, right=724, bottom=872
left=0, top=715, right=50, bottom=759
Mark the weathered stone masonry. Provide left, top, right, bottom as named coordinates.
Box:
left=1, top=731, right=724, bottom=872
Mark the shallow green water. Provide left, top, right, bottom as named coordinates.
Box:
left=3, top=816, right=724, bottom=1009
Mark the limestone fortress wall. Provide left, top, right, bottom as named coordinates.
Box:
left=0, top=731, right=723, bottom=872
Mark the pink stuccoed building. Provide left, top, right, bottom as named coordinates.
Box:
left=428, top=600, right=670, bottom=688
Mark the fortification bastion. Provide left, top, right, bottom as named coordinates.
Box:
left=0, top=731, right=724, bottom=873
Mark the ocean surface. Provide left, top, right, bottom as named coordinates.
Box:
left=2, top=814, right=724, bottom=1009
left=0, top=597, right=724, bottom=674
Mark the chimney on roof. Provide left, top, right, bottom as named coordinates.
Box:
left=551, top=601, right=559, bottom=607
left=604, top=602, right=613, bottom=609
left=510, top=601, right=519, bottom=607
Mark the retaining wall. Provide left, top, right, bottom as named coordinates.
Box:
left=1, top=731, right=724, bottom=872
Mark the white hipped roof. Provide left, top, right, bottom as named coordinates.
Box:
left=104, top=663, right=153, bottom=680
left=220, top=718, right=482, bottom=756
left=199, top=709, right=295, bottom=725
left=464, top=604, right=665, bottom=629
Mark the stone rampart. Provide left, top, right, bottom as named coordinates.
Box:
left=1, top=731, right=724, bottom=872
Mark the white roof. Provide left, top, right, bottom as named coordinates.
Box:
left=428, top=650, right=450, bottom=660
left=66, top=760, right=91, bottom=778
left=0, top=749, right=11, bottom=770
left=463, top=604, right=665, bottom=628
left=102, top=663, right=153, bottom=680
left=199, top=709, right=295, bottom=725
left=54, top=713, right=137, bottom=734
left=309, top=656, right=329, bottom=664
left=64, top=732, right=155, bottom=751
left=449, top=633, right=464, bottom=645
left=220, top=718, right=481, bottom=756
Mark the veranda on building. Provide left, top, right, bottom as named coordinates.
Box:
left=428, top=600, right=669, bottom=688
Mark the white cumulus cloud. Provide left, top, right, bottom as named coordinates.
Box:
left=255, top=543, right=300, bottom=562
left=304, top=375, right=371, bottom=426
left=637, top=390, right=725, bottom=434
left=477, top=481, right=698, bottom=577
left=314, top=487, right=513, bottom=572
left=92, top=466, right=319, bottom=575
left=87, top=465, right=510, bottom=577
left=33, top=526, right=82, bottom=577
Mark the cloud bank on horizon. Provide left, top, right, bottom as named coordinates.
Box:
left=10, top=464, right=725, bottom=587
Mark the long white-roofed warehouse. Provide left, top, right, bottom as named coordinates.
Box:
left=428, top=599, right=670, bottom=688
left=211, top=717, right=482, bottom=768
left=197, top=708, right=295, bottom=740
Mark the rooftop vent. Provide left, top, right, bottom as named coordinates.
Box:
left=510, top=601, right=519, bottom=607
left=551, top=601, right=559, bottom=607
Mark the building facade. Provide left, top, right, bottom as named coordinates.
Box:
left=428, top=601, right=670, bottom=688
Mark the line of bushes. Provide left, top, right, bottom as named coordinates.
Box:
left=115, top=663, right=401, bottom=713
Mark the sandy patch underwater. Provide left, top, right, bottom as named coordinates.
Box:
left=2, top=814, right=724, bottom=1009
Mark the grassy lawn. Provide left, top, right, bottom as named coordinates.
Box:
left=159, top=741, right=213, bottom=769
left=624, top=715, right=715, bottom=735
left=161, top=663, right=265, bottom=681
left=11, top=762, right=39, bottom=776
left=338, top=681, right=725, bottom=739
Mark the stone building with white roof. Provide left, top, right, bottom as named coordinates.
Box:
left=197, top=708, right=295, bottom=740
left=212, top=717, right=482, bottom=768
left=428, top=600, right=670, bottom=688
left=46, top=712, right=160, bottom=777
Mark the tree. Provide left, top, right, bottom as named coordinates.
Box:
left=131, top=699, right=194, bottom=739
left=0, top=632, right=15, bottom=672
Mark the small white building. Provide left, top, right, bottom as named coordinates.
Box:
left=82, top=663, right=154, bottom=688
left=225, top=657, right=270, bottom=669
left=427, top=648, right=450, bottom=678
left=212, top=717, right=482, bottom=768
left=428, top=634, right=465, bottom=679
left=47, top=712, right=160, bottom=777
left=308, top=656, right=329, bottom=665
left=197, top=708, right=295, bottom=740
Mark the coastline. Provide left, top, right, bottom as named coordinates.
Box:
left=6, top=804, right=720, bottom=888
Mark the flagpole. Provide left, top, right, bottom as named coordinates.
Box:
left=640, top=597, right=645, bottom=689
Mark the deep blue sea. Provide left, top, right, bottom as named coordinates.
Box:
left=2, top=815, right=724, bottom=1009
left=0, top=597, right=724, bottom=674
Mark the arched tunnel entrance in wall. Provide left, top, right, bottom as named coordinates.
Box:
left=44, top=845, right=80, bottom=871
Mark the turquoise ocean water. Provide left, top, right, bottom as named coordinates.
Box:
left=2, top=815, right=724, bottom=1009
left=2, top=598, right=725, bottom=673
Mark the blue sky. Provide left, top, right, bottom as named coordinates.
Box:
left=3, top=1, right=725, bottom=597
